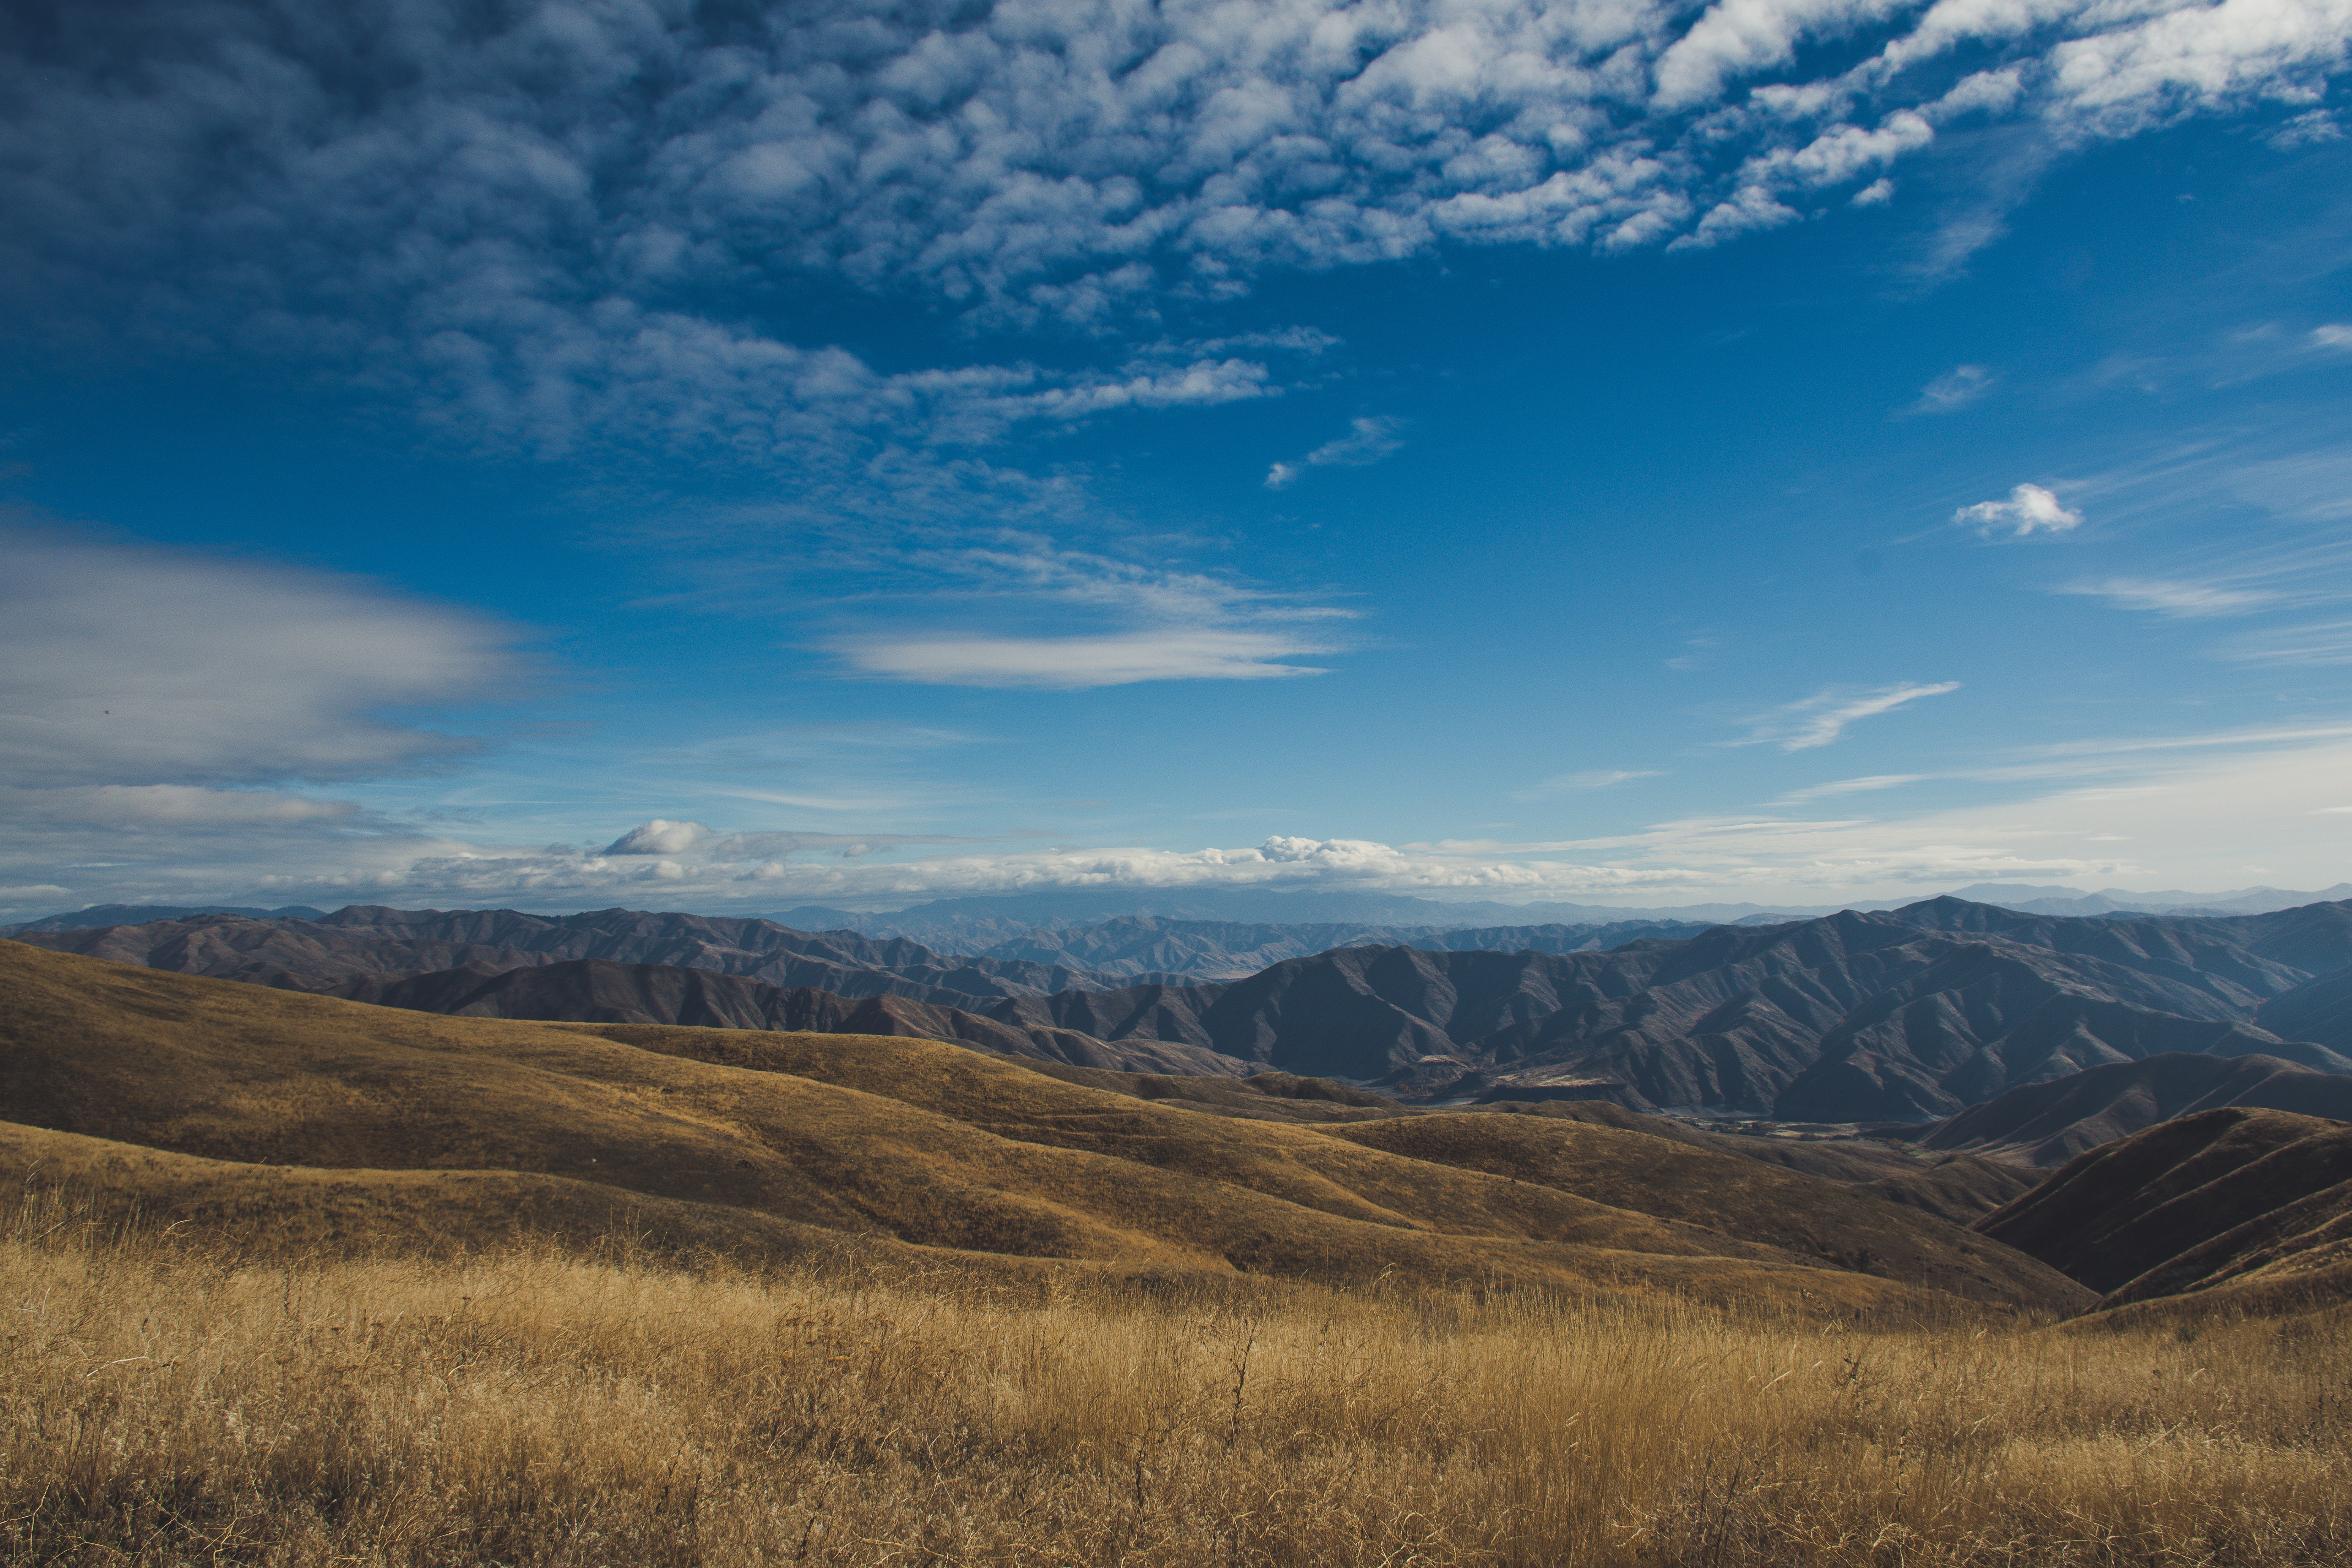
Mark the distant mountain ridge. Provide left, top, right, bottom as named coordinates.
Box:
left=323, top=957, right=1249, bottom=1078
left=21, top=893, right=2352, bottom=1124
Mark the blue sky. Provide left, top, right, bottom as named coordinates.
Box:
left=4, top=0, right=2352, bottom=918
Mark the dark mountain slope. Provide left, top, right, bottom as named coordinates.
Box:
left=1, top=902, right=327, bottom=934
left=967, top=914, right=1714, bottom=980
left=2258, top=965, right=2352, bottom=1054
left=1873, top=896, right=2315, bottom=1007
left=1770, top=942, right=2328, bottom=1123
left=1977, top=1107, right=2352, bottom=1313
left=1924, top=1054, right=2352, bottom=1167
left=326, top=958, right=1250, bottom=1077
left=1456, top=911, right=2319, bottom=1116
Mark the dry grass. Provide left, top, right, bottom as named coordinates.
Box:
left=6, top=1191, right=2347, bottom=1568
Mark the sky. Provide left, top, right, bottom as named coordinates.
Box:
left=3, top=0, right=2352, bottom=920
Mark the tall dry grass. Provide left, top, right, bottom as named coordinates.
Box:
left=5, top=1187, right=2347, bottom=1567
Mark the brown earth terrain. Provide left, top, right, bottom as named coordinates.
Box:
left=0, top=938, right=2082, bottom=1316
left=1977, top=1106, right=2352, bottom=1318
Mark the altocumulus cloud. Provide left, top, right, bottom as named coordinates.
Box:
left=5, top=0, right=2347, bottom=454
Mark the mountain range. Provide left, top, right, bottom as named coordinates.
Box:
left=760, top=880, right=2352, bottom=942
left=19, top=893, right=2352, bottom=1127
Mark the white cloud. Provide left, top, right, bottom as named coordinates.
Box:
left=17, top=723, right=2352, bottom=917
left=0, top=785, right=359, bottom=828
left=1513, top=769, right=1667, bottom=800
left=1955, top=482, right=2083, bottom=536
left=802, top=536, right=1353, bottom=687
left=605, top=819, right=713, bottom=856
left=2219, top=619, right=2352, bottom=665
left=1775, top=773, right=1929, bottom=803
left=1306, top=417, right=1409, bottom=468
left=836, top=629, right=1336, bottom=688
left=2269, top=108, right=2346, bottom=145
left=3, top=0, right=2345, bottom=470
left=2314, top=324, right=2352, bottom=348
left=2059, top=577, right=2275, bottom=615
left=1851, top=177, right=1896, bottom=205
left=1906, top=364, right=1995, bottom=414
left=0, top=526, right=519, bottom=789
left=1654, top=0, right=1914, bottom=111
left=1264, top=417, right=1408, bottom=489
left=1738, top=683, right=1964, bottom=751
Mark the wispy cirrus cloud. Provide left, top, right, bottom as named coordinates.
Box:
left=2058, top=577, right=2276, bottom=616
left=1904, top=364, right=1995, bottom=415
left=1775, top=773, right=1929, bottom=804
left=2218, top=620, right=2352, bottom=666
left=1512, top=769, right=1667, bottom=800
left=836, top=628, right=1339, bottom=688
left=1265, top=417, right=1408, bottom=490
left=1735, top=683, right=1964, bottom=751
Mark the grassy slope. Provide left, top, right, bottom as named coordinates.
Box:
left=1317, top=1115, right=2078, bottom=1308
left=3, top=940, right=2046, bottom=1315
left=1979, top=1106, right=2352, bottom=1320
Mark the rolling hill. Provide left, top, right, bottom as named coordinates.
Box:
left=0, top=938, right=2085, bottom=1316
left=1976, top=1106, right=2352, bottom=1319
left=320, top=955, right=1249, bottom=1076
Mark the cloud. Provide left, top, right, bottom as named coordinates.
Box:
left=1513, top=769, right=1667, bottom=800
left=605, top=819, right=712, bottom=857
left=0, top=525, right=520, bottom=789
left=1775, top=774, right=1929, bottom=803
left=16, top=720, right=2352, bottom=917
left=1306, top=418, right=1409, bottom=468
left=2269, top=109, right=2346, bottom=147
left=0, top=785, right=359, bottom=828
left=2219, top=619, right=2352, bottom=665
left=4, top=0, right=2346, bottom=471
left=836, top=629, right=1336, bottom=688
left=1906, top=364, right=1995, bottom=414
left=1955, top=483, right=2083, bottom=536
left=1266, top=417, right=1407, bottom=489
left=2315, top=324, right=2352, bottom=348
left=1738, top=683, right=1964, bottom=751
left=803, top=536, right=1353, bottom=686
left=2059, top=577, right=2276, bottom=616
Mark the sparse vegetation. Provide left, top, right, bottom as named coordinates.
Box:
left=8, top=1190, right=2347, bottom=1568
